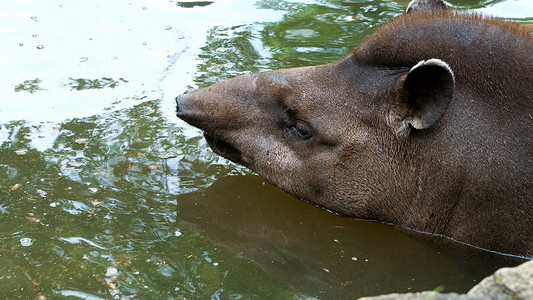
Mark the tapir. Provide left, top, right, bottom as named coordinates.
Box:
left=176, top=0, right=533, bottom=257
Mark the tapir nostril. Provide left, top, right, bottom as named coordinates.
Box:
left=176, top=89, right=195, bottom=113
left=175, top=94, right=185, bottom=113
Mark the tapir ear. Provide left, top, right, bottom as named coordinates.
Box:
left=406, top=0, right=447, bottom=13
left=387, top=59, right=455, bottom=139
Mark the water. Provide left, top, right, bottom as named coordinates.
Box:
left=0, top=0, right=531, bottom=298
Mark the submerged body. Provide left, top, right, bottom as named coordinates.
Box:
left=176, top=3, right=533, bottom=256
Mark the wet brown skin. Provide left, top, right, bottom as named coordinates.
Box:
left=176, top=9, right=533, bottom=257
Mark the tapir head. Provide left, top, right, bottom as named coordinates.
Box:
left=176, top=0, right=533, bottom=257
left=176, top=50, right=455, bottom=217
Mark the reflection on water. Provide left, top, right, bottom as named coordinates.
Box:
left=178, top=175, right=524, bottom=299
left=176, top=1, right=215, bottom=8
left=14, top=78, right=43, bottom=93
left=0, top=101, right=254, bottom=298
left=0, top=0, right=531, bottom=298
left=196, top=24, right=264, bottom=87
left=66, top=78, right=129, bottom=91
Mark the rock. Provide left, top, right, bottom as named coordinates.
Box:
left=358, top=292, right=473, bottom=300
left=468, top=259, right=533, bottom=299
left=359, top=260, right=533, bottom=300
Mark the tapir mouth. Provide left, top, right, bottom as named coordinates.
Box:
left=203, top=132, right=246, bottom=166
left=176, top=92, right=246, bottom=166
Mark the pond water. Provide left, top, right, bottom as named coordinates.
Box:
left=0, top=0, right=531, bottom=298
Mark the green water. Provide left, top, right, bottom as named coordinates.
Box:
left=1, top=0, right=531, bottom=298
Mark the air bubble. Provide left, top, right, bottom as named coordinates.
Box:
left=20, top=237, right=33, bottom=247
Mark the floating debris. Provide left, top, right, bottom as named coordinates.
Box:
left=106, top=282, right=118, bottom=290
left=351, top=257, right=358, bottom=261
left=15, top=149, right=28, bottom=156
left=74, top=138, right=87, bottom=145
left=10, top=183, right=22, bottom=191
left=147, top=165, right=158, bottom=171
left=106, top=267, right=119, bottom=284
left=20, top=237, right=33, bottom=247
left=159, top=152, right=177, bottom=159
left=106, top=266, right=119, bottom=277
left=36, top=189, right=47, bottom=199
left=80, top=57, right=88, bottom=63
left=68, top=161, right=85, bottom=168
left=25, top=213, right=40, bottom=223
left=36, top=44, right=44, bottom=49
left=164, top=25, right=172, bottom=30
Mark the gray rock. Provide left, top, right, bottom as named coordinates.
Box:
left=358, top=292, right=473, bottom=300
left=468, top=259, right=533, bottom=299
left=359, top=260, right=533, bottom=300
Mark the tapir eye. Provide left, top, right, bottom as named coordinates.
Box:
left=289, top=120, right=313, bottom=140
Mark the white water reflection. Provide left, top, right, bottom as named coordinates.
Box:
left=475, top=0, right=533, bottom=19
left=0, top=0, right=286, bottom=124
left=1, top=0, right=182, bottom=121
